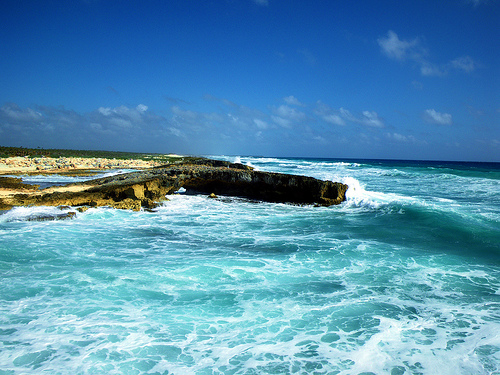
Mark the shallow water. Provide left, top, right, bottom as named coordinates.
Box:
left=1, top=157, right=499, bottom=374
left=2, top=169, right=136, bottom=189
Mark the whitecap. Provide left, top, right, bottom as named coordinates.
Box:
left=341, top=176, right=415, bottom=210
left=0, top=205, right=77, bottom=223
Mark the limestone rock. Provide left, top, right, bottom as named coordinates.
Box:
left=0, top=177, right=39, bottom=191
left=0, top=158, right=348, bottom=210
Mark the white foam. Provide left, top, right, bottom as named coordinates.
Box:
left=0, top=205, right=76, bottom=223
left=342, top=315, right=499, bottom=375
left=341, top=176, right=415, bottom=210
left=2, top=157, right=499, bottom=374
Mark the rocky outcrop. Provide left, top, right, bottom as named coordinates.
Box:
left=171, top=165, right=347, bottom=206
left=24, top=211, right=77, bottom=222
left=0, top=177, right=40, bottom=191
left=0, top=159, right=348, bottom=211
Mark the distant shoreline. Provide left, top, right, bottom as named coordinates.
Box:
left=0, top=156, right=163, bottom=175
left=0, top=145, right=181, bottom=160
left=0, top=146, right=191, bottom=176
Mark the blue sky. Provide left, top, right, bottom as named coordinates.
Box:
left=1, top=0, right=498, bottom=161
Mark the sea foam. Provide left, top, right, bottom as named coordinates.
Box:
left=1, top=157, right=499, bottom=374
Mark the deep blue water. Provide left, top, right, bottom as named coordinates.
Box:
left=1, top=157, right=499, bottom=374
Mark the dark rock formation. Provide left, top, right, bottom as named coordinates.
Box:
left=0, top=177, right=40, bottom=191
left=171, top=165, right=347, bottom=206
left=0, top=159, right=348, bottom=211
left=24, top=211, right=77, bottom=222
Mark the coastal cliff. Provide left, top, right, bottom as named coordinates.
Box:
left=0, top=159, right=348, bottom=211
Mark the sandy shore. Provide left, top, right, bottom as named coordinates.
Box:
left=0, top=156, right=165, bottom=175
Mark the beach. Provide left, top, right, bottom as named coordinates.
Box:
left=0, top=156, right=165, bottom=175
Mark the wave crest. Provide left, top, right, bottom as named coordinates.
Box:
left=342, top=176, right=414, bottom=210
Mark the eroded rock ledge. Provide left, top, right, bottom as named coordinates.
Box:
left=0, top=159, right=348, bottom=211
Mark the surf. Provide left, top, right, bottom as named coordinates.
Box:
left=1, top=157, right=499, bottom=374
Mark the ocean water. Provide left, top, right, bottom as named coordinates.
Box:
left=1, top=157, right=499, bottom=375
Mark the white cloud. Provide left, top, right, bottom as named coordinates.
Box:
left=203, top=112, right=225, bottom=123
left=273, top=105, right=306, bottom=122
left=227, top=113, right=240, bottom=125
left=284, top=95, right=305, bottom=107
left=377, top=30, right=420, bottom=61
left=339, top=107, right=356, bottom=122
left=420, top=58, right=477, bottom=76
left=423, top=109, right=453, bottom=125
left=96, top=105, right=150, bottom=124
left=314, top=101, right=329, bottom=113
left=314, top=101, right=346, bottom=126
left=361, top=111, right=384, bottom=128
left=1, top=103, right=43, bottom=122
left=109, top=117, right=133, bottom=128
left=168, top=127, right=184, bottom=138
left=313, top=135, right=327, bottom=144
left=271, top=115, right=292, bottom=128
left=89, top=123, right=105, bottom=133
left=420, top=63, right=446, bottom=77
left=387, top=132, right=417, bottom=143
left=336, top=107, right=385, bottom=127
left=91, top=104, right=162, bottom=132
left=0, top=103, right=178, bottom=151
left=378, top=30, right=476, bottom=76
left=323, top=114, right=346, bottom=126
left=253, top=118, right=268, bottom=129
left=392, top=133, right=408, bottom=142
left=451, top=56, right=475, bottom=73
left=0, top=99, right=388, bottom=156
left=313, top=103, right=383, bottom=127
left=98, top=107, right=112, bottom=116
left=171, top=106, right=198, bottom=121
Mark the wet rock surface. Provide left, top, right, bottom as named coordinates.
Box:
left=23, top=211, right=77, bottom=222
left=0, top=177, right=40, bottom=191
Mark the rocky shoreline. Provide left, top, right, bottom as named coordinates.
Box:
left=0, top=157, right=348, bottom=213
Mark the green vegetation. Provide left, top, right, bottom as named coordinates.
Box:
left=0, top=146, right=200, bottom=164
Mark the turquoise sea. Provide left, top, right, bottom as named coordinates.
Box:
left=1, top=156, right=499, bottom=374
